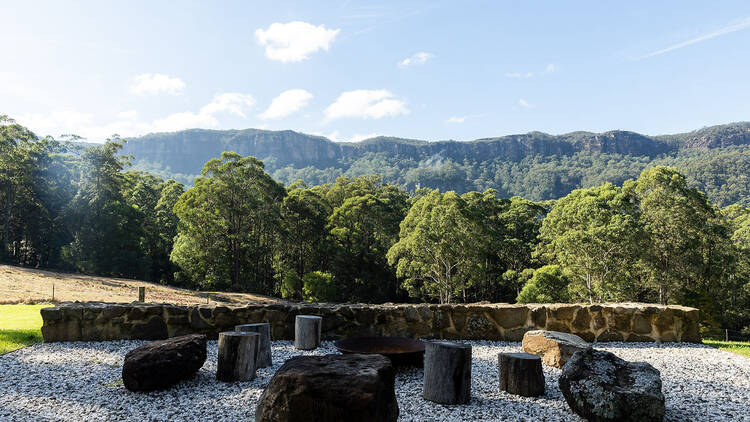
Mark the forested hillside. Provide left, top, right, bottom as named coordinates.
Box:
left=123, top=122, right=750, bottom=206
left=2, top=115, right=750, bottom=336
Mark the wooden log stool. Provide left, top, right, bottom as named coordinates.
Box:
left=235, top=323, right=272, bottom=368
left=295, top=315, right=322, bottom=350
left=216, top=331, right=259, bottom=382
left=422, top=341, right=472, bottom=405
left=498, top=352, right=545, bottom=397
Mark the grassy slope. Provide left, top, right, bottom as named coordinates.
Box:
left=0, top=304, right=46, bottom=354
left=1, top=264, right=280, bottom=305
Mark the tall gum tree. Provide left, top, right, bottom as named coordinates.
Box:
left=171, top=152, right=285, bottom=292
left=536, top=183, right=642, bottom=303
left=387, top=190, right=481, bottom=304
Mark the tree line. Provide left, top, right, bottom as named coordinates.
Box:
left=2, top=115, right=749, bottom=334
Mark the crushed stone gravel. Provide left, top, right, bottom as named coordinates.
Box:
left=1, top=340, right=748, bottom=421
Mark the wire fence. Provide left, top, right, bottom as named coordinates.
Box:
left=703, top=328, right=750, bottom=342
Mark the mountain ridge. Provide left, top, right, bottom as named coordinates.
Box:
left=120, top=122, right=750, bottom=206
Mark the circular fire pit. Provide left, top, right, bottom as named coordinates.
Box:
left=334, top=336, right=426, bottom=366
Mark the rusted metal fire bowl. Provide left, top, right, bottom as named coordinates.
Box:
left=334, top=336, right=425, bottom=366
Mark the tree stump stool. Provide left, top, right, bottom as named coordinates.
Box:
left=295, top=315, right=322, bottom=350
left=498, top=352, right=545, bottom=397
left=422, top=341, right=472, bottom=405
left=217, top=331, right=259, bottom=382
left=235, top=323, right=272, bottom=368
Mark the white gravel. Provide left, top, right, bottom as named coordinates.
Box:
left=1, top=340, right=748, bottom=421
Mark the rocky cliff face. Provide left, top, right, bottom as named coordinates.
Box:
left=120, top=122, right=749, bottom=181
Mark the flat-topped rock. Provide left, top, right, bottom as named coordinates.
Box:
left=559, top=347, right=665, bottom=422
left=255, top=354, right=398, bottom=422
left=122, top=334, right=207, bottom=392
left=522, top=330, right=589, bottom=368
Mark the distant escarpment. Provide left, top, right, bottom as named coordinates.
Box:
left=120, top=122, right=750, bottom=206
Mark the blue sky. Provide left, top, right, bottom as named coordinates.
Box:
left=1, top=0, right=749, bottom=143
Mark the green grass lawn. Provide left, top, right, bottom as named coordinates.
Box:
left=703, top=339, right=750, bottom=357
left=0, top=304, right=47, bottom=355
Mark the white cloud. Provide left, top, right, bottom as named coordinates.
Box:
left=519, top=98, right=534, bottom=108
left=199, top=93, right=256, bottom=118
left=545, top=63, right=557, bottom=73
left=635, top=16, right=750, bottom=60
left=18, top=91, right=256, bottom=141
left=446, top=116, right=466, bottom=123
left=149, top=111, right=219, bottom=133
left=16, top=110, right=95, bottom=137
left=324, top=89, right=408, bottom=120
left=347, top=133, right=380, bottom=143
left=255, top=21, right=340, bottom=63
left=130, top=73, right=185, bottom=96
left=398, top=52, right=434, bottom=67
left=118, top=110, right=138, bottom=120
left=259, top=89, right=313, bottom=119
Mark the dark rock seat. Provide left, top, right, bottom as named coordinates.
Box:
left=255, top=354, right=398, bottom=422
left=122, top=334, right=207, bottom=392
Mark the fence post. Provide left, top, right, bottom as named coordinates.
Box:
left=138, top=286, right=146, bottom=302
left=52, top=283, right=55, bottom=301
left=725, top=329, right=729, bottom=342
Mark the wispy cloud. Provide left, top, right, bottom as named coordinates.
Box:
left=446, top=116, right=466, bottom=124
left=130, top=73, right=185, bottom=96
left=504, top=72, right=534, bottom=79
left=398, top=52, right=434, bottom=68
left=518, top=98, right=534, bottom=108
left=634, top=17, right=750, bottom=60
left=504, top=63, right=557, bottom=79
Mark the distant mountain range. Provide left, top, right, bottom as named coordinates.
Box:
left=121, top=122, right=750, bottom=206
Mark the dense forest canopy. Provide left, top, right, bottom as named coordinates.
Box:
left=122, top=122, right=750, bottom=207
left=2, top=115, right=750, bottom=336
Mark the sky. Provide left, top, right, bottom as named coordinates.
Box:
left=1, top=0, right=750, bottom=143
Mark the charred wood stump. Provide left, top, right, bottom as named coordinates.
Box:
left=295, top=315, right=322, bottom=350
left=235, top=323, right=272, bottom=368
left=422, top=341, right=472, bottom=405
left=498, top=352, right=545, bottom=397
left=217, top=331, right=259, bottom=382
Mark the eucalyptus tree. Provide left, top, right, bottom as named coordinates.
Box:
left=171, top=152, right=285, bottom=292
left=626, top=166, right=734, bottom=306
left=387, top=190, right=482, bottom=304
left=0, top=115, right=37, bottom=261
left=281, top=185, right=331, bottom=278
left=536, top=183, right=642, bottom=303
left=63, top=138, right=144, bottom=276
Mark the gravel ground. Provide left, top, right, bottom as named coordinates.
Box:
left=1, top=340, right=748, bottom=421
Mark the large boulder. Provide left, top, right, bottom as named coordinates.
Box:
left=255, top=354, right=398, bottom=422
left=122, top=334, right=207, bottom=392
left=559, top=347, right=665, bottom=422
left=522, top=330, right=589, bottom=368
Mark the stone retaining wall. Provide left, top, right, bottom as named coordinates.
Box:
left=40, top=302, right=700, bottom=343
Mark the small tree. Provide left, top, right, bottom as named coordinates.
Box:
left=516, top=265, right=571, bottom=303
left=302, top=271, right=336, bottom=302
left=280, top=271, right=302, bottom=301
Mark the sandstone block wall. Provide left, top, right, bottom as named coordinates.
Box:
left=40, top=302, right=700, bottom=343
